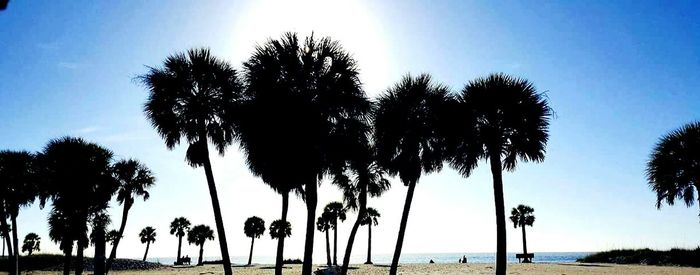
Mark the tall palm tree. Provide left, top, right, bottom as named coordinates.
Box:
left=243, top=216, right=265, bottom=266
left=360, top=207, right=380, bottom=264
left=509, top=205, right=535, bottom=262
left=40, top=137, right=119, bottom=275
left=141, top=48, right=241, bottom=275
left=241, top=32, right=370, bottom=275
left=169, top=217, right=191, bottom=262
left=450, top=73, right=551, bottom=275
left=647, top=122, right=700, bottom=213
left=139, top=227, right=156, bottom=261
left=374, top=74, right=452, bottom=275
left=21, top=233, right=40, bottom=256
left=316, top=213, right=333, bottom=266
left=187, top=225, right=214, bottom=266
left=0, top=150, right=38, bottom=275
left=106, top=159, right=155, bottom=272
left=324, top=202, right=346, bottom=266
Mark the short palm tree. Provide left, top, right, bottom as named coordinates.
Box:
left=187, top=225, right=215, bottom=266
left=21, top=233, right=40, bottom=256
left=317, top=212, right=333, bottom=266
left=139, top=227, right=156, bottom=261
left=647, top=122, right=700, bottom=213
left=509, top=205, right=535, bottom=262
left=106, top=159, right=155, bottom=272
left=360, top=207, right=380, bottom=264
left=241, top=32, right=370, bottom=275
left=243, top=216, right=265, bottom=265
left=169, top=217, right=191, bottom=262
left=141, top=48, right=242, bottom=275
left=450, top=73, right=551, bottom=275
left=324, top=202, right=347, bottom=266
left=269, top=220, right=292, bottom=240
left=374, top=74, right=452, bottom=275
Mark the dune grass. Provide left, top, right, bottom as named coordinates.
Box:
left=577, top=248, right=700, bottom=267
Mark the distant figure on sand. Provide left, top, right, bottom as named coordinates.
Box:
left=458, top=258, right=461, bottom=263
left=462, top=255, right=467, bottom=264
left=429, top=259, right=434, bottom=264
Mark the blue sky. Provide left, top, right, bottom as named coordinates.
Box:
left=1, top=0, right=699, bottom=262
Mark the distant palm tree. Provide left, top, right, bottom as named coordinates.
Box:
left=0, top=224, right=9, bottom=257
left=21, top=233, right=40, bottom=256
left=360, top=207, right=380, bottom=264
left=40, top=137, right=119, bottom=275
left=139, top=227, right=156, bottom=261
left=241, top=32, right=370, bottom=275
left=509, top=205, right=535, bottom=262
left=0, top=150, right=38, bottom=275
left=317, top=212, right=333, bottom=266
left=169, top=217, right=191, bottom=262
left=324, top=202, right=346, bottom=266
left=106, top=230, right=121, bottom=246
left=647, top=122, right=700, bottom=214
left=141, top=48, right=241, bottom=275
left=106, top=159, right=155, bottom=273
left=450, top=73, right=551, bottom=275
left=374, top=74, right=452, bottom=275
left=187, top=225, right=215, bottom=266
left=269, top=220, right=291, bottom=240
left=243, top=216, right=265, bottom=266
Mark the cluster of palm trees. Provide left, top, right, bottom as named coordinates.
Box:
left=167, top=216, right=217, bottom=266
left=141, top=32, right=552, bottom=275
left=0, top=137, right=156, bottom=275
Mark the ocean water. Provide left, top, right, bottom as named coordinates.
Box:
left=149, top=252, right=591, bottom=265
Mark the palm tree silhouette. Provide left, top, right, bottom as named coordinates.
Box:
left=269, top=220, right=292, bottom=240
left=0, top=224, right=9, bottom=257
left=139, top=227, right=156, bottom=261
left=169, top=217, right=191, bottom=263
left=90, top=212, right=111, bottom=275
left=21, top=233, right=40, bottom=256
left=316, top=212, right=333, bottom=266
left=241, top=32, right=369, bottom=275
left=509, top=205, right=535, bottom=262
left=324, top=202, right=346, bottom=266
left=106, top=159, right=155, bottom=272
left=647, top=122, right=700, bottom=214
left=243, top=216, right=265, bottom=266
left=374, top=74, right=452, bottom=274
left=360, top=207, right=380, bottom=264
left=450, top=73, right=551, bottom=275
left=0, top=150, right=38, bottom=275
left=187, top=225, right=214, bottom=266
left=106, top=230, right=120, bottom=246
left=140, top=48, right=241, bottom=275
left=40, top=137, right=119, bottom=275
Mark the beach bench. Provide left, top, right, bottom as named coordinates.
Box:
left=174, top=256, right=191, bottom=265
left=516, top=253, right=534, bottom=263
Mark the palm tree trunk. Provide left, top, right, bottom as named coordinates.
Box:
left=389, top=180, right=417, bottom=275
left=366, top=223, right=372, bottom=264
left=275, top=191, right=289, bottom=275
left=76, top=241, right=85, bottom=275
left=10, top=214, right=19, bottom=275
left=62, top=241, right=73, bottom=275
left=143, top=241, right=150, bottom=261
left=247, top=237, right=254, bottom=266
left=341, top=185, right=367, bottom=274
left=521, top=225, right=528, bottom=262
left=94, top=226, right=106, bottom=275
left=0, top=206, right=12, bottom=259
left=199, top=134, right=233, bottom=275
left=302, top=177, right=318, bottom=275
left=489, top=152, right=507, bottom=275
left=198, top=243, right=204, bottom=266
left=325, top=230, right=331, bottom=266
left=106, top=200, right=131, bottom=273
left=2, top=235, right=4, bottom=257
left=177, top=235, right=183, bottom=262
left=333, top=220, right=338, bottom=266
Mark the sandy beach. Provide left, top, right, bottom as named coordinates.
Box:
left=5, top=263, right=700, bottom=275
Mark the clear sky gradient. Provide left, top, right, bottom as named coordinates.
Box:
left=1, top=0, right=699, bottom=262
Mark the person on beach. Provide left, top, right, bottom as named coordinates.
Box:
left=462, top=255, right=467, bottom=264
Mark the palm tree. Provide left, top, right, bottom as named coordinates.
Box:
left=241, top=32, right=370, bottom=275
left=91, top=212, right=111, bottom=275
left=0, top=150, right=38, bottom=275
left=243, top=216, right=265, bottom=265
left=316, top=213, right=333, bottom=266
left=360, top=207, right=380, bottom=264
left=106, top=230, right=121, bottom=246
left=140, top=48, right=241, bottom=275
left=647, top=122, right=700, bottom=213
left=169, top=217, right=191, bottom=263
left=374, top=74, right=452, bottom=275
left=509, top=205, right=535, bottom=262
left=187, top=225, right=215, bottom=266
left=0, top=224, right=9, bottom=257
left=21, top=233, right=40, bottom=256
left=323, top=202, right=346, bottom=266
left=106, top=159, right=155, bottom=272
left=269, top=220, right=291, bottom=240
left=139, top=227, right=156, bottom=261
left=450, top=73, right=551, bottom=275
left=40, top=137, right=119, bottom=275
